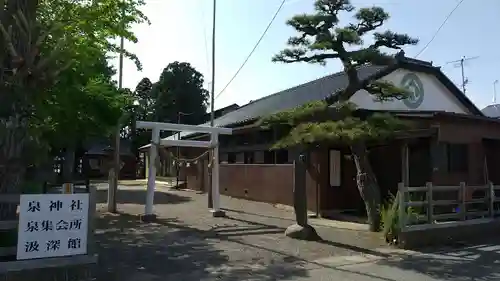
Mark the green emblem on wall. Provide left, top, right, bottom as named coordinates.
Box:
left=401, top=73, right=424, bottom=109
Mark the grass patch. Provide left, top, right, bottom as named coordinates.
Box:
left=380, top=192, right=399, bottom=244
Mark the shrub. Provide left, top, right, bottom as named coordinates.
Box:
left=380, top=192, right=399, bottom=244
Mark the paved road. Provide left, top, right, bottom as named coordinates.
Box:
left=305, top=243, right=500, bottom=280
left=93, top=185, right=500, bottom=281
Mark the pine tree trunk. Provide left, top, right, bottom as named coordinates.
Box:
left=350, top=142, right=382, bottom=232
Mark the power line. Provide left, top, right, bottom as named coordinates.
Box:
left=215, top=0, right=286, bottom=100
left=414, top=0, right=465, bottom=58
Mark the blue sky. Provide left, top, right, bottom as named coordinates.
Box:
left=113, top=0, right=500, bottom=112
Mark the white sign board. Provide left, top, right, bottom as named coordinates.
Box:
left=16, top=193, right=89, bottom=260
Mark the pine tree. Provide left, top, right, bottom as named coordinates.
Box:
left=262, top=0, right=418, bottom=232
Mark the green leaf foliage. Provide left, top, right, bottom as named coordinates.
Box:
left=262, top=0, right=418, bottom=147
left=134, top=77, right=155, bottom=121
left=260, top=100, right=357, bottom=127
left=260, top=101, right=328, bottom=127
left=366, top=80, right=411, bottom=102
left=273, top=0, right=418, bottom=68
left=31, top=0, right=148, bottom=153
left=0, top=0, right=149, bottom=196
left=151, top=61, right=209, bottom=125
left=380, top=192, right=399, bottom=243
left=272, top=113, right=408, bottom=149
left=38, top=0, right=149, bottom=70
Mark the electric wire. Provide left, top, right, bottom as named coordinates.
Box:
left=414, top=0, right=465, bottom=58
left=215, top=0, right=287, bottom=100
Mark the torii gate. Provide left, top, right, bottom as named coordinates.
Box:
left=136, top=121, right=232, bottom=221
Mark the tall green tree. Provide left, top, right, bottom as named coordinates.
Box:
left=134, top=77, right=155, bottom=121
left=0, top=0, right=63, bottom=219
left=36, top=0, right=147, bottom=180
left=151, top=61, right=209, bottom=128
left=129, top=77, right=154, bottom=162
left=0, top=0, right=147, bottom=218
left=39, top=53, right=129, bottom=181
left=262, top=0, right=418, bottom=232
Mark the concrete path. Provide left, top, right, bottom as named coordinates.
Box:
left=309, top=243, right=500, bottom=280
left=93, top=184, right=500, bottom=281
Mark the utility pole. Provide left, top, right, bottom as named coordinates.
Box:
left=446, top=56, right=479, bottom=95
left=208, top=0, right=216, bottom=209
left=494, top=80, right=498, bottom=104
left=108, top=6, right=125, bottom=213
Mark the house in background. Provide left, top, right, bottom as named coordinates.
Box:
left=482, top=104, right=500, bottom=118
left=202, top=103, right=240, bottom=121
left=84, top=139, right=137, bottom=180
left=146, top=53, right=500, bottom=219
left=139, top=103, right=241, bottom=180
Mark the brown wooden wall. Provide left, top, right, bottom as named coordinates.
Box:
left=219, top=164, right=294, bottom=207
left=182, top=114, right=500, bottom=214
left=215, top=151, right=327, bottom=213
left=306, top=150, right=329, bottom=214
left=433, top=118, right=500, bottom=186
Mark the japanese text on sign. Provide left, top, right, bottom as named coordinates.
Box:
left=16, top=193, right=89, bottom=260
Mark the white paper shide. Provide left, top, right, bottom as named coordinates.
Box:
left=16, top=194, right=89, bottom=260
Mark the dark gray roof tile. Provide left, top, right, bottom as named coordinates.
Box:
left=167, top=64, right=386, bottom=141
left=482, top=104, right=500, bottom=118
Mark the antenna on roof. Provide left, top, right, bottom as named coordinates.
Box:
left=445, top=55, right=479, bottom=95
left=494, top=80, right=499, bottom=104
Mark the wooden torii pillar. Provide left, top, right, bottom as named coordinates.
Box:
left=136, top=121, right=232, bottom=221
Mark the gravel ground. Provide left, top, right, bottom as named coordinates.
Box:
left=92, top=185, right=500, bottom=281
left=93, top=185, right=389, bottom=280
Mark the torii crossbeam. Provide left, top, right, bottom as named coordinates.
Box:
left=136, top=121, right=232, bottom=221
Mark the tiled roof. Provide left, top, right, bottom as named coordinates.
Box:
left=139, top=55, right=484, bottom=150
left=202, top=103, right=240, bottom=122
left=166, top=64, right=386, bottom=141
left=482, top=104, right=500, bottom=118
left=85, top=139, right=134, bottom=156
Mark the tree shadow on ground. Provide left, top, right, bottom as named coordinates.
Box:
left=377, top=242, right=500, bottom=280
left=95, top=188, right=191, bottom=205
left=95, top=212, right=310, bottom=281
left=221, top=207, right=296, bottom=222
left=221, top=215, right=390, bottom=258
left=95, top=210, right=412, bottom=281
left=154, top=217, right=403, bottom=281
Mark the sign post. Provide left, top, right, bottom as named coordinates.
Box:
left=62, top=183, right=74, bottom=194
left=16, top=194, right=89, bottom=260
